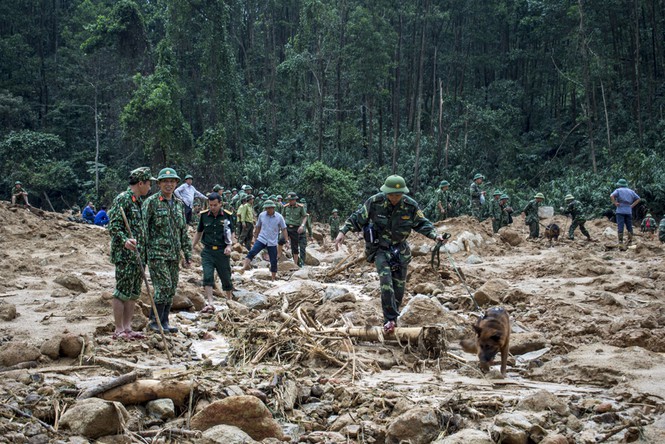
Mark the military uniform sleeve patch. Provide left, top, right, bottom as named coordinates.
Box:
left=416, top=210, right=425, bottom=218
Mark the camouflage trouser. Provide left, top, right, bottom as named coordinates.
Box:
left=527, top=220, right=539, bottom=238
left=148, top=259, right=179, bottom=304
left=569, top=219, right=590, bottom=239
left=201, top=247, right=233, bottom=291
left=471, top=201, right=482, bottom=221
left=113, top=260, right=143, bottom=302
left=375, top=247, right=410, bottom=323
left=298, top=232, right=307, bottom=264
left=492, top=219, right=500, bottom=233
left=239, top=222, right=254, bottom=251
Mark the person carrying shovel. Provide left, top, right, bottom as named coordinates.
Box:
left=335, top=175, right=450, bottom=334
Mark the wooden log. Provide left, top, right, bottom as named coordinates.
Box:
left=326, top=254, right=365, bottom=278
left=78, top=371, right=139, bottom=399
left=99, top=379, right=196, bottom=407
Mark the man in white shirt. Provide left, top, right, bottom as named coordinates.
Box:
left=174, top=174, right=207, bottom=224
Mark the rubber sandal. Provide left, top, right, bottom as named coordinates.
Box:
left=201, top=305, right=215, bottom=314
left=383, top=320, right=396, bottom=334
left=125, top=330, right=146, bottom=340
left=112, top=331, right=132, bottom=341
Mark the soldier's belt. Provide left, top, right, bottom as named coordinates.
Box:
left=287, top=224, right=299, bottom=228
left=204, top=245, right=225, bottom=250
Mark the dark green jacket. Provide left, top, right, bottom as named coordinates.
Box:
left=563, top=200, right=587, bottom=222
left=197, top=209, right=234, bottom=246
left=522, top=199, right=541, bottom=223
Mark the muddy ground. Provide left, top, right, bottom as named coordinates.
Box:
left=0, top=200, right=664, bottom=444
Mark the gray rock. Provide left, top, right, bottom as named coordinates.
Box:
left=386, top=407, right=440, bottom=444
left=291, top=268, right=311, bottom=280
left=233, top=290, right=269, bottom=310
left=303, top=253, right=320, bottom=266
left=199, top=424, right=258, bottom=444
left=491, top=425, right=528, bottom=444
left=58, top=398, right=129, bottom=439
left=466, top=254, right=483, bottom=264
left=473, top=279, right=509, bottom=306
left=517, top=390, right=569, bottom=416
left=281, top=423, right=303, bottom=442
left=324, top=286, right=355, bottom=303
left=510, top=332, right=548, bottom=355
left=0, top=341, right=41, bottom=367
left=60, top=334, right=83, bottom=358
left=40, top=335, right=62, bottom=360
left=54, top=274, right=88, bottom=293
left=399, top=295, right=446, bottom=326
left=146, top=398, right=175, bottom=420
left=0, top=301, right=17, bottom=321
left=499, top=228, right=523, bottom=246
left=433, top=429, right=493, bottom=444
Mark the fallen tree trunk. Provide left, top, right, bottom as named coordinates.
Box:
left=99, top=379, right=196, bottom=407
left=78, top=371, right=139, bottom=399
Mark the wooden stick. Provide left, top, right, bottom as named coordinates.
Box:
left=138, top=428, right=201, bottom=438
left=1, top=403, right=57, bottom=433
left=78, top=371, right=139, bottom=399
left=42, top=192, right=56, bottom=212
left=119, top=207, right=172, bottom=364
left=326, top=254, right=365, bottom=278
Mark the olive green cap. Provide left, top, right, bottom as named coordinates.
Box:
left=380, top=175, right=409, bottom=194
left=493, top=189, right=502, bottom=196
left=157, top=168, right=180, bottom=181
left=564, top=194, right=574, bottom=201
left=14, top=180, right=22, bottom=185
left=616, top=178, right=628, bottom=187
left=263, top=200, right=276, bottom=209
left=300, top=198, right=307, bottom=203
left=129, top=167, right=156, bottom=182
left=212, top=184, right=223, bottom=191
left=439, top=180, right=450, bottom=187
left=500, top=194, right=509, bottom=200
left=473, top=173, right=485, bottom=181
left=276, top=195, right=283, bottom=199
left=646, top=213, right=652, bottom=217
left=184, top=174, right=194, bottom=180
left=534, top=192, right=545, bottom=199
left=287, top=192, right=298, bottom=200
left=332, top=208, right=338, bottom=213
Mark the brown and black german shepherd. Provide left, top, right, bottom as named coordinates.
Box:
left=544, top=223, right=560, bottom=246
left=461, top=307, right=511, bottom=376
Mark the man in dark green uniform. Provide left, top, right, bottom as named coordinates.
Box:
left=335, top=175, right=449, bottom=333
left=108, top=167, right=154, bottom=340
left=561, top=194, right=592, bottom=241
left=469, top=173, right=486, bottom=220
left=299, top=197, right=312, bottom=266
left=436, top=180, right=453, bottom=221
left=192, top=192, right=235, bottom=312
left=488, top=189, right=503, bottom=233
left=282, top=192, right=308, bottom=267
left=329, top=209, right=340, bottom=240
left=498, top=194, right=513, bottom=229
left=522, top=192, right=544, bottom=239
left=143, top=168, right=192, bottom=333
left=11, top=181, right=30, bottom=206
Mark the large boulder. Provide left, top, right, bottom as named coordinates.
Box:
left=499, top=228, right=523, bottom=246
left=171, top=292, right=194, bottom=310
left=59, top=398, right=129, bottom=439
left=323, top=286, right=355, bottom=303
left=199, top=424, right=259, bottom=444
left=399, top=295, right=446, bottom=326
left=473, top=279, right=510, bottom=306
left=0, top=341, right=41, bottom=367
left=386, top=407, right=441, bottom=444
left=190, top=395, right=285, bottom=441
left=516, top=390, right=569, bottom=416
left=303, top=252, right=320, bottom=266
left=54, top=274, right=88, bottom=293
left=0, top=302, right=17, bottom=321
left=233, top=290, right=269, bottom=310
left=510, top=332, right=548, bottom=355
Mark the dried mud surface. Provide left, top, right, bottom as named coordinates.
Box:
left=0, top=201, right=664, bottom=443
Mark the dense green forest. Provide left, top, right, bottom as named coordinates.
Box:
left=2, top=0, right=665, bottom=219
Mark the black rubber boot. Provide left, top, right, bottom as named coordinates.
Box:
left=148, top=304, right=166, bottom=332
left=160, top=303, right=178, bottom=333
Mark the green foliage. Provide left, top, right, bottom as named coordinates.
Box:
left=299, top=162, right=357, bottom=218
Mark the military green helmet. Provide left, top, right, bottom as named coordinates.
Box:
left=500, top=194, right=509, bottom=200
left=616, top=178, right=628, bottom=187
left=263, top=200, right=276, bottom=209
left=129, top=167, right=155, bottom=182
left=184, top=174, right=194, bottom=180
left=212, top=184, right=223, bottom=192
left=268, top=194, right=276, bottom=200
left=14, top=180, right=22, bottom=185
left=157, top=168, right=180, bottom=181
left=439, top=180, right=450, bottom=187
left=534, top=192, right=545, bottom=199
left=493, top=189, right=502, bottom=196
left=564, top=194, right=574, bottom=201
left=276, top=194, right=283, bottom=199
left=380, top=175, right=409, bottom=194
left=223, top=190, right=231, bottom=195
left=232, top=188, right=238, bottom=192
left=286, top=192, right=298, bottom=200
left=332, top=208, right=338, bottom=213
left=473, top=173, right=485, bottom=181
left=646, top=213, right=652, bottom=217
left=300, top=198, right=307, bottom=203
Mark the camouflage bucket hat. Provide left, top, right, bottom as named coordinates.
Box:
left=500, top=194, right=509, bottom=200
left=439, top=180, right=450, bottom=187
left=184, top=174, right=194, bottom=180
left=616, top=178, right=628, bottom=187
left=534, top=192, right=545, bottom=199
left=473, top=173, right=485, bottom=181
left=263, top=200, right=276, bottom=209
left=380, top=175, right=409, bottom=194
left=157, top=168, right=180, bottom=181
left=129, top=167, right=156, bottom=182
left=564, top=194, right=574, bottom=201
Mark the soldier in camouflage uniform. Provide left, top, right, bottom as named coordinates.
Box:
left=659, top=217, right=665, bottom=243
left=469, top=173, right=486, bottom=221
left=436, top=180, right=453, bottom=221
left=11, top=181, right=30, bottom=206
left=329, top=209, right=340, bottom=240
left=108, top=167, right=155, bottom=340
left=335, top=175, right=449, bottom=333
left=561, top=194, right=592, bottom=241
left=282, top=192, right=308, bottom=267
left=640, top=213, right=657, bottom=240
left=143, top=168, right=193, bottom=333
left=522, top=192, right=544, bottom=239
left=498, top=194, right=513, bottom=229
left=298, top=198, right=312, bottom=266
left=488, top=189, right=503, bottom=233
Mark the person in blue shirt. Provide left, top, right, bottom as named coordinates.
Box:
left=82, top=202, right=96, bottom=224
left=94, top=206, right=109, bottom=226
left=610, top=179, right=640, bottom=248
